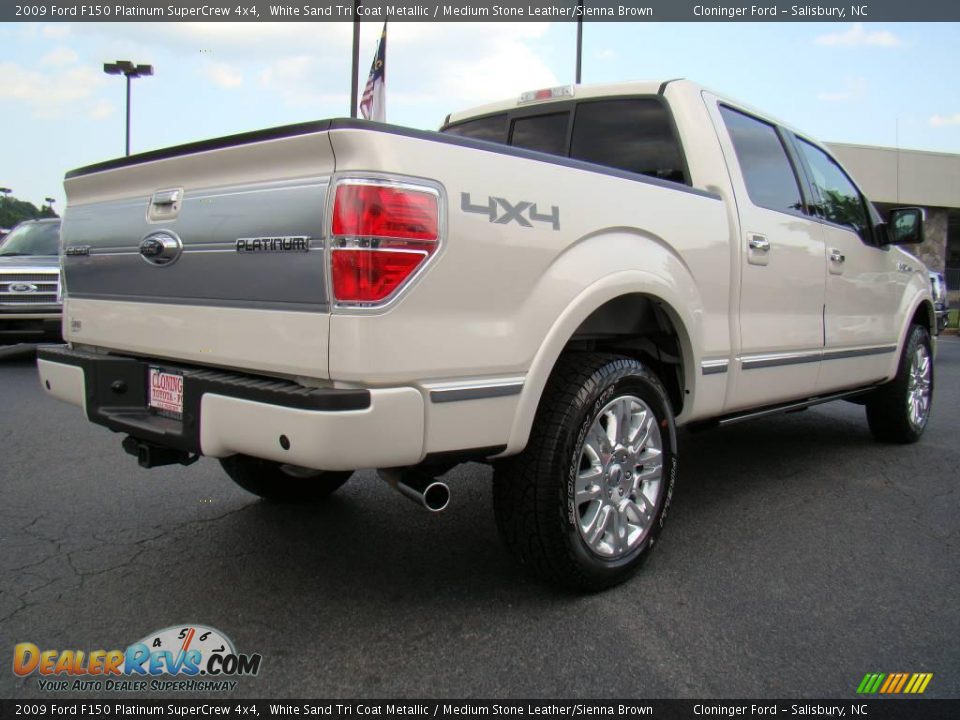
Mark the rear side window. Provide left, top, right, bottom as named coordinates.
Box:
left=719, top=106, right=803, bottom=215
left=571, top=99, right=687, bottom=183
left=444, top=114, right=507, bottom=144
left=510, top=113, right=569, bottom=155
left=795, top=139, right=871, bottom=240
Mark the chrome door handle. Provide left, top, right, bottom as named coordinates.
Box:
left=151, top=189, right=180, bottom=206
left=829, top=249, right=845, bottom=263
left=748, top=235, right=770, bottom=252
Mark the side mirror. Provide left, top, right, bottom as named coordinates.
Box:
left=885, top=207, right=925, bottom=245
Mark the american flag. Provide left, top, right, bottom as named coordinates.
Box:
left=360, top=23, right=386, bottom=122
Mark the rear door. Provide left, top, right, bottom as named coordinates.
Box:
left=712, top=103, right=826, bottom=410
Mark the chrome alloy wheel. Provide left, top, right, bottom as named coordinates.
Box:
left=575, top=395, right=664, bottom=559
left=906, top=344, right=932, bottom=430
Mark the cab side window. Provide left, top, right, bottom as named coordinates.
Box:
left=719, top=105, right=804, bottom=215
left=796, top=139, right=871, bottom=242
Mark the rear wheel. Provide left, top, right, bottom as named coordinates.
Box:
left=865, top=324, right=933, bottom=444
left=493, top=353, right=678, bottom=592
left=220, top=455, right=353, bottom=502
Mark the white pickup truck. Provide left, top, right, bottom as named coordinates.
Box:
left=39, top=80, right=935, bottom=590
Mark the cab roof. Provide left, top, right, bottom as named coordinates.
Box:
left=443, top=78, right=826, bottom=157
left=445, top=80, right=670, bottom=127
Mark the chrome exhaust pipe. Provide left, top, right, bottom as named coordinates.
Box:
left=378, top=469, right=450, bottom=512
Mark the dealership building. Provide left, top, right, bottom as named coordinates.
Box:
left=828, top=142, right=960, bottom=299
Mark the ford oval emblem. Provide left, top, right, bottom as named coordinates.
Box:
left=139, top=231, right=183, bottom=267
left=9, top=283, right=38, bottom=293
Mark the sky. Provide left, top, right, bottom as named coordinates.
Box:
left=1, top=20, right=959, bottom=208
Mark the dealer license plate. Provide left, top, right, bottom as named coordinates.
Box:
left=148, top=367, right=184, bottom=419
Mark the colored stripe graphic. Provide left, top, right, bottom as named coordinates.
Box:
left=857, top=673, right=885, bottom=694
left=879, top=674, right=897, bottom=693
left=857, top=672, right=932, bottom=694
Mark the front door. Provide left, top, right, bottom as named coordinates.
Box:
left=792, top=138, right=906, bottom=392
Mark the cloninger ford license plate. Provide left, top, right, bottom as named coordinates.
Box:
left=148, top=367, right=184, bottom=419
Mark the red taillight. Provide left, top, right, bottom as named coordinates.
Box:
left=331, top=249, right=426, bottom=303
left=330, top=181, right=441, bottom=304
left=332, top=184, right=438, bottom=241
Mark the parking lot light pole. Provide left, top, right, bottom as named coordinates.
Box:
left=350, top=0, right=360, bottom=118
left=576, top=3, right=583, bottom=84
left=103, top=60, right=153, bottom=156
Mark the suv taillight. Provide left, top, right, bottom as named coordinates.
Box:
left=330, top=181, right=440, bottom=304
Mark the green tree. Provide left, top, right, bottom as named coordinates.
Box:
left=0, top=192, right=60, bottom=229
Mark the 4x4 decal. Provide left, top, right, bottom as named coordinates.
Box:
left=461, top=192, right=560, bottom=231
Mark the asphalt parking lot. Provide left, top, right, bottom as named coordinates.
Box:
left=1, top=338, right=958, bottom=699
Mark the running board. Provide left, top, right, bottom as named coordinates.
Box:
left=692, top=386, right=877, bottom=430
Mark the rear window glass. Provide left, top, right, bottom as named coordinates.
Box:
left=442, top=97, right=690, bottom=184
left=570, top=99, right=687, bottom=184
left=444, top=114, right=507, bottom=144
left=510, top=113, right=569, bottom=155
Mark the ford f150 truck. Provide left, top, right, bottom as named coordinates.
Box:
left=1, top=218, right=62, bottom=342
left=38, top=80, right=935, bottom=590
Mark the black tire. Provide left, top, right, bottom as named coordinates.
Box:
left=220, top=455, right=353, bottom=502
left=493, top=353, right=678, bottom=592
left=865, top=324, right=933, bottom=444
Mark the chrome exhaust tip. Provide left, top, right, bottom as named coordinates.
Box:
left=379, top=469, right=450, bottom=512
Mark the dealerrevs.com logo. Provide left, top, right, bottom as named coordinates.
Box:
left=13, top=624, right=262, bottom=693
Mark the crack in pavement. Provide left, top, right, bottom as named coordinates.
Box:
left=0, top=504, right=254, bottom=627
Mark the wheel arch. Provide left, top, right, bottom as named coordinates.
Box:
left=882, top=295, right=937, bottom=384
left=503, top=272, right=701, bottom=456
left=895, top=294, right=937, bottom=362
left=909, top=299, right=936, bottom=336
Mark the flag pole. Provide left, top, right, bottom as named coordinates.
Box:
left=350, top=0, right=360, bottom=118
left=575, top=2, right=583, bottom=84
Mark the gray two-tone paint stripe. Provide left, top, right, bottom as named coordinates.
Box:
left=821, top=345, right=899, bottom=362
left=740, top=350, right=821, bottom=370
left=62, top=177, right=330, bottom=309
left=700, top=359, right=729, bottom=375
left=67, top=293, right=330, bottom=313
left=428, top=378, right=524, bottom=404
left=740, top=345, right=897, bottom=370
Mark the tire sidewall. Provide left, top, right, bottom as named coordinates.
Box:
left=902, top=324, right=934, bottom=437
left=560, top=361, right=678, bottom=582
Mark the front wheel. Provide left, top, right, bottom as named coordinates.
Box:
left=865, top=323, right=933, bottom=444
left=493, top=353, right=678, bottom=592
left=220, top=455, right=353, bottom=502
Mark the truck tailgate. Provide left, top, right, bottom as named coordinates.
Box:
left=61, top=122, right=336, bottom=379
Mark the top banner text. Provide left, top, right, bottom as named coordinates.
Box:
left=5, top=0, right=960, bottom=23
